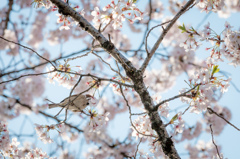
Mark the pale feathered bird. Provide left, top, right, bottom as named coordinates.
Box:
left=48, top=94, right=92, bottom=112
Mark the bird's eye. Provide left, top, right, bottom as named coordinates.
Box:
left=87, top=102, right=89, bottom=105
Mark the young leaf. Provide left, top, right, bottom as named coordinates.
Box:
left=212, top=65, right=220, bottom=76
left=170, top=114, right=178, bottom=124
left=178, top=23, right=186, bottom=33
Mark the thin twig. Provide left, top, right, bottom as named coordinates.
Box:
left=210, top=124, right=221, bottom=159
left=1, top=94, right=83, bottom=132
left=91, top=51, right=125, bottom=79
left=131, top=112, right=147, bottom=116
left=0, top=36, right=56, bottom=68
left=207, top=108, right=240, bottom=132
left=0, top=48, right=90, bottom=78
left=155, top=84, right=200, bottom=110
left=134, top=138, right=142, bottom=159
left=0, top=70, right=56, bottom=85
left=145, top=20, right=172, bottom=54
left=140, top=0, right=195, bottom=73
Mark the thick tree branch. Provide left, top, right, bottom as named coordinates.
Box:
left=49, top=0, right=135, bottom=72
left=126, top=70, right=180, bottom=159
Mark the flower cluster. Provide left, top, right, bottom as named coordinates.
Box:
left=11, top=75, right=45, bottom=105
left=31, top=0, right=84, bottom=30
left=88, top=96, right=99, bottom=107
left=0, top=30, right=18, bottom=56
left=201, top=0, right=240, bottom=18
left=180, top=65, right=231, bottom=114
left=176, top=122, right=202, bottom=142
left=0, top=121, right=10, bottom=151
left=47, top=63, right=82, bottom=89
left=1, top=122, right=53, bottom=158
left=186, top=140, right=221, bottom=159
left=197, top=0, right=225, bottom=13
left=178, top=24, right=201, bottom=52
left=57, top=124, right=79, bottom=143
left=144, top=69, right=176, bottom=93
left=0, top=100, right=19, bottom=121
left=202, top=21, right=240, bottom=66
left=31, top=0, right=52, bottom=9
left=147, top=138, right=166, bottom=157
left=86, top=79, right=100, bottom=92
left=169, top=111, right=185, bottom=134
left=203, top=22, right=228, bottom=63
left=131, top=115, right=155, bottom=140
left=144, top=0, right=163, bottom=20
left=110, top=75, right=132, bottom=95
left=161, top=46, right=196, bottom=76
left=27, top=12, right=48, bottom=48
left=25, top=147, right=50, bottom=159
left=222, top=25, right=240, bottom=66
left=0, top=122, right=21, bottom=158
left=131, top=115, right=171, bottom=157
left=204, top=105, right=231, bottom=135
left=59, top=150, right=75, bottom=159
left=179, top=21, right=240, bottom=67
left=34, top=123, right=64, bottom=144
left=91, top=0, right=143, bottom=30
left=138, top=149, right=155, bottom=159
left=86, top=109, right=109, bottom=132
left=153, top=94, right=170, bottom=118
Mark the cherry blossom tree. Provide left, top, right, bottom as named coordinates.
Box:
left=0, top=0, right=240, bottom=158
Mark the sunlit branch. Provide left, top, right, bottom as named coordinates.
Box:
left=140, top=0, right=195, bottom=73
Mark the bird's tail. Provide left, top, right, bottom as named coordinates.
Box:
left=48, top=104, right=58, bottom=109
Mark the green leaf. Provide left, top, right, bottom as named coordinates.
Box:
left=190, top=26, right=195, bottom=32
left=212, top=65, right=220, bottom=75
left=197, top=85, right=200, bottom=92
left=178, top=23, right=186, bottom=33
left=133, top=0, right=137, bottom=3
left=170, top=114, right=178, bottom=123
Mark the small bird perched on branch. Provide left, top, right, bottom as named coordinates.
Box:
left=48, top=94, right=93, bottom=112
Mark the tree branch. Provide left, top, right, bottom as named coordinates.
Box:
left=210, top=124, right=221, bottom=159
left=49, top=0, right=135, bottom=72
left=207, top=107, right=240, bottom=132
left=140, top=0, right=195, bottom=73
left=0, top=36, right=56, bottom=68
left=2, top=0, right=13, bottom=36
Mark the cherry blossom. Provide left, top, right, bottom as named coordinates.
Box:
left=91, top=0, right=143, bottom=30
left=186, top=140, right=221, bottom=159
left=35, top=123, right=65, bottom=144
left=1, top=0, right=240, bottom=158
left=86, top=109, right=109, bottom=132
left=47, top=63, right=83, bottom=89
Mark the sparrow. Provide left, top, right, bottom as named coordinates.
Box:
left=48, top=94, right=92, bottom=112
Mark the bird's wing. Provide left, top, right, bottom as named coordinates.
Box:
left=60, top=94, right=78, bottom=103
